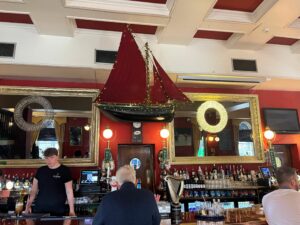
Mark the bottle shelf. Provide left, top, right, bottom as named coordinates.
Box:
left=184, top=186, right=266, bottom=190
left=180, top=196, right=257, bottom=201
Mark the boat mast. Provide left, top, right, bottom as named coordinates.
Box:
left=144, top=42, right=151, bottom=106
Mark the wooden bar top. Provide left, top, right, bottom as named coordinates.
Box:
left=0, top=217, right=172, bottom=225
left=0, top=218, right=92, bottom=225
left=182, top=222, right=267, bottom=225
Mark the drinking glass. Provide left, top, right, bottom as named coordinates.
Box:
left=15, top=200, right=23, bottom=216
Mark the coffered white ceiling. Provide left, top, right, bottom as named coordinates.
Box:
left=1, top=0, right=300, bottom=90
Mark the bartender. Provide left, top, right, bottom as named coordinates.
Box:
left=25, top=148, right=75, bottom=216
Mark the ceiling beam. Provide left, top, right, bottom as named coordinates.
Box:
left=156, top=0, right=217, bottom=45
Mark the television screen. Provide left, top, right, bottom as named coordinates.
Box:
left=263, top=108, right=300, bottom=133
left=80, top=170, right=100, bottom=185
left=259, top=166, right=274, bottom=178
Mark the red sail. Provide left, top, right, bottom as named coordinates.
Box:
left=99, top=28, right=146, bottom=104
left=151, top=56, right=190, bottom=103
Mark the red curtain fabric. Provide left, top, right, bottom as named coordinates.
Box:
left=99, top=28, right=146, bottom=104
left=151, top=56, right=190, bottom=103
left=151, top=66, right=169, bottom=103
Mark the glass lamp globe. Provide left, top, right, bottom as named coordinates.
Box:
left=84, top=124, right=90, bottom=131
left=264, top=128, right=275, bottom=141
left=160, top=128, right=169, bottom=139
left=208, top=136, right=214, bottom=142
left=103, top=128, right=113, bottom=139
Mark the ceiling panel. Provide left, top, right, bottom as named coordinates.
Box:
left=267, top=37, right=299, bottom=45
left=214, top=0, right=264, bottom=12
left=75, top=19, right=157, bottom=34
left=194, top=30, right=233, bottom=40
left=0, top=12, right=33, bottom=24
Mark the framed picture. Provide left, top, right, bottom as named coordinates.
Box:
left=175, top=128, right=193, bottom=147
left=70, top=126, right=82, bottom=146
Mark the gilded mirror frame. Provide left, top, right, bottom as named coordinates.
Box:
left=169, top=93, right=265, bottom=164
left=0, top=86, right=100, bottom=168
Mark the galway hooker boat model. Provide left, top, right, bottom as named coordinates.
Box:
left=95, top=28, right=189, bottom=122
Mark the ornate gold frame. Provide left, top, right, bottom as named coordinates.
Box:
left=169, top=93, right=265, bottom=164
left=0, top=86, right=100, bottom=168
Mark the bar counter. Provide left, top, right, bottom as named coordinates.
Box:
left=0, top=218, right=268, bottom=225
left=182, top=222, right=267, bottom=225
left=0, top=216, right=172, bottom=225
left=0, top=217, right=93, bottom=225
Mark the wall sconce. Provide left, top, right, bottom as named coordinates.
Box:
left=158, top=127, right=170, bottom=170
left=207, top=135, right=220, bottom=142
left=84, top=124, right=90, bottom=131
left=160, top=128, right=170, bottom=139
left=103, top=127, right=113, bottom=148
left=207, top=136, right=214, bottom=142
left=264, top=127, right=276, bottom=150
left=160, top=127, right=170, bottom=148
left=264, top=127, right=276, bottom=167
left=102, top=127, right=115, bottom=179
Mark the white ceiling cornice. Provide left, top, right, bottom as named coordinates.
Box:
left=64, top=0, right=171, bottom=17
left=0, top=0, right=24, bottom=3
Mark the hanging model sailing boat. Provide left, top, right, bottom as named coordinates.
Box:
left=95, top=28, right=190, bottom=122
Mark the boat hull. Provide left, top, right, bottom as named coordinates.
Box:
left=98, top=104, right=175, bottom=122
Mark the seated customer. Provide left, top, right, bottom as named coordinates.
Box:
left=92, top=165, right=160, bottom=225
left=262, top=166, right=300, bottom=225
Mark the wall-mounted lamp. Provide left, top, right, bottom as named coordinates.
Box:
left=160, top=128, right=170, bottom=139
left=160, top=127, right=170, bottom=148
left=264, top=127, right=275, bottom=150
left=159, top=127, right=170, bottom=170
left=207, top=135, right=220, bottom=142
left=84, top=124, right=90, bottom=131
left=102, top=127, right=115, bottom=179
left=264, top=127, right=276, bottom=167
left=103, top=127, right=113, bottom=148
left=208, top=136, right=214, bottom=142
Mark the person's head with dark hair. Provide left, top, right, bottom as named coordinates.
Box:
left=44, top=148, right=58, bottom=157
left=43, top=148, right=59, bottom=169
left=276, top=166, right=299, bottom=191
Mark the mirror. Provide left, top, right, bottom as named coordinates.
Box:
left=0, top=86, right=100, bottom=167
left=169, top=93, right=264, bottom=164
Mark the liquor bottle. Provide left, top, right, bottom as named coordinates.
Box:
left=225, top=165, right=229, bottom=178
left=204, top=167, right=208, bottom=180
left=232, top=165, right=237, bottom=181
left=212, top=164, right=217, bottom=180
left=185, top=168, right=190, bottom=180
left=197, top=166, right=203, bottom=180
left=220, top=166, right=225, bottom=179
left=173, top=169, right=178, bottom=177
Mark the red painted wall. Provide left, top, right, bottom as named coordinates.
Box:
left=2, top=80, right=300, bottom=187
